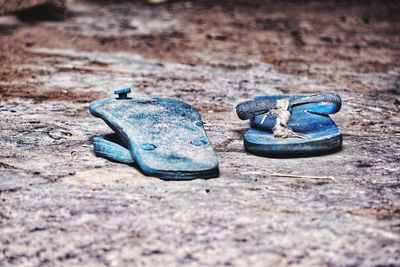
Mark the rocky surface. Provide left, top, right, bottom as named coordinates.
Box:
left=0, top=0, right=399, bottom=266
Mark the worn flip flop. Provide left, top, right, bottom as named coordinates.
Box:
left=89, top=88, right=219, bottom=180
left=236, top=92, right=342, bottom=156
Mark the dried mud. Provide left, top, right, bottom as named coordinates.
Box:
left=0, top=0, right=399, bottom=266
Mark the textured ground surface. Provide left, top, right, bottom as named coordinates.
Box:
left=0, top=0, right=399, bottom=266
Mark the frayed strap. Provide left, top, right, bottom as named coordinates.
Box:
left=261, top=99, right=308, bottom=139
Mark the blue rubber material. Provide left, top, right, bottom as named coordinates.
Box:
left=114, top=87, right=131, bottom=95
left=93, top=134, right=134, bottom=164
left=89, top=97, right=219, bottom=180
left=241, top=94, right=342, bottom=156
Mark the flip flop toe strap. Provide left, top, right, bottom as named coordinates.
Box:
left=265, top=98, right=309, bottom=139
left=289, top=92, right=341, bottom=114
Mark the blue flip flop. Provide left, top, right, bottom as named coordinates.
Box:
left=236, top=92, right=342, bottom=156
left=89, top=88, right=219, bottom=180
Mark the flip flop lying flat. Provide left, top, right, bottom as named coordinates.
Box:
left=89, top=88, right=219, bottom=180
left=236, top=92, right=342, bottom=156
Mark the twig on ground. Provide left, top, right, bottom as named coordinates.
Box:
left=242, top=171, right=336, bottom=181
left=54, top=65, right=136, bottom=75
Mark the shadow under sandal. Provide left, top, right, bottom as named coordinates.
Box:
left=236, top=92, right=342, bottom=157
left=89, top=88, right=219, bottom=180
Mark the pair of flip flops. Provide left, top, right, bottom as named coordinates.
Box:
left=89, top=89, right=342, bottom=180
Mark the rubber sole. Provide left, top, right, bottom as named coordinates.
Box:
left=89, top=97, right=219, bottom=180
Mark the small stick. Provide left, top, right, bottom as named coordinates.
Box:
left=260, top=113, right=268, bottom=124
left=54, top=65, right=136, bottom=75
left=242, top=171, right=336, bottom=181
left=269, top=171, right=336, bottom=181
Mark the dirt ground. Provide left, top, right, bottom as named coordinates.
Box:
left=1, top=0, right=399, bottom=266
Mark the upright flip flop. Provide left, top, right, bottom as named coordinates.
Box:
left=236, top=92, right=342, bottom=156
left=89, top=88, right=219, bottom=180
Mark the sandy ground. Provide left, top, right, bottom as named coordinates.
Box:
left=0, top=0, right=399, bottom=266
